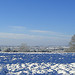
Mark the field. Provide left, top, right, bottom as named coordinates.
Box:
left=0, top=53, right=75, bottom=75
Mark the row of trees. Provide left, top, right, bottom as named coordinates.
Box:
left=4, top=43, right=30, bottom=52
left=19, top=35, right=75, bottom=52
left=2, top=34, right=75, bottom=52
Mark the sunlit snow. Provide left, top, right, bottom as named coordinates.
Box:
left=0, top=53, right=75, bottom=75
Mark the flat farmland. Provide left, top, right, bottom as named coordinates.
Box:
left=0, top=53, right=75, bottom=75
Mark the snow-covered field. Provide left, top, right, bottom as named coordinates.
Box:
left=0, top=53, right=75, bottom=75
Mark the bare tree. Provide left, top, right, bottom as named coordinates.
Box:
left=19, top=43, right=30, bottom=52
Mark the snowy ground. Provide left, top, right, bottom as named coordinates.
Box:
left=0, top=53, right=75, bottom=75
left=0, top=62, right=75, bottom=75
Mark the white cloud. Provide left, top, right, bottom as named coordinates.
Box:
left=9, top=26, right=26, bottom=32
left=0, top=32, right=71, bottom=39
left=0, top=28, right=72, bottom=46
left=30, top=30, right=72, bottom=38
left=0, top=32, right=35, bottom=39
left=0, top=32, right=71, bottom=46
left=10, top=26, right=26, bottom=29
left=30, top=30, right=48, bottom=33
left=8, top=26, right=72, bottom=38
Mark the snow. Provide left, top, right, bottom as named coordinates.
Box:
left=0, top=63, right=73, bottom=75
left=0, top=53, right=75, bottom=75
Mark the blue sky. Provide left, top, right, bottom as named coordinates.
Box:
left=0, top=0, right=75, bottom=46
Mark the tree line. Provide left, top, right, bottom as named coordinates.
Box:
left=0, top=34, right=75, bottom=52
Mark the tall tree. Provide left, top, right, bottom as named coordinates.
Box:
left=70, top=35, right=75, bottom=47
left=65, top=35, right=75, bottom=52
left=69, top=35, right=75, bottom=52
